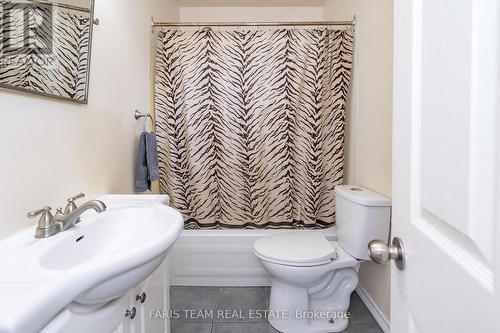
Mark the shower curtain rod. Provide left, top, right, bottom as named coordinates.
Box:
left=26, top=0, right=90, bottom=13
left=151, top=16, right=356, bottom=29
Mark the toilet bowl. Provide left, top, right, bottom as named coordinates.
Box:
left=254, top=185, right=391, bottom=333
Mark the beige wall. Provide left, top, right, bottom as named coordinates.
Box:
left=323, top=0, right=394, bottom=321
left=179, top=6, right=323, bottom=21
left=179, top=0, right=325, bottom=6
left=0, top=0, right=179, bottom=240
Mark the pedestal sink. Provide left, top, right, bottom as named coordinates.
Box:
left=0, top=195, right=183, bottom=333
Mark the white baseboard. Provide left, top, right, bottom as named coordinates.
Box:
left=355, top=285, right=390, bottom=333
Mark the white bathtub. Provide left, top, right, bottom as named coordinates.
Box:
left=168, top=228, right=337, bottom=286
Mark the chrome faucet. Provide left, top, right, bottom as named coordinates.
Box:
left=54, top=193, right=106, bottom=231
left=28, top=193, right=107, bottom=238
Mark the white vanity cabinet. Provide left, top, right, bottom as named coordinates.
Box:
left=41, top=257, right=171, bottom=333
left=118, top=257, right=171, bottom=333
left=110, top=255, right=171, bottom=333
left=140, top=256, right=171, bottom=333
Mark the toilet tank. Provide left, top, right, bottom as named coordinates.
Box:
left=335, top=185, right=391, bottom=261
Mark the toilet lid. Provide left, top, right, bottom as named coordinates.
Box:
left=254, top=231, right=338, bottom=265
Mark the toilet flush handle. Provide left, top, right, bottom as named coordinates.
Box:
left=368, top=237, right=406, bottom=271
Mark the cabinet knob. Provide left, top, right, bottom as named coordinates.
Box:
left=125, top=306, right=136, bottom=319
left=136, top=292, right=146, bottom=303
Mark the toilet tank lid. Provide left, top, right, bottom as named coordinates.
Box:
left=335, top=185, right=391, bottom=207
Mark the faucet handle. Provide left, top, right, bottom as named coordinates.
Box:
left=28, top=206, right=60, bottom=239
left=27, top=206, right=52, bottom=219
left=68, top=192, right=85, bottom=202
left=65, top=192, right=85, bottom=214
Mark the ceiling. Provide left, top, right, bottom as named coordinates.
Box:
left=178, top=0, right=326, bottom=7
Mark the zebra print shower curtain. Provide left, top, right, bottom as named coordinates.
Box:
left=155, top=27, right=354, bottom=229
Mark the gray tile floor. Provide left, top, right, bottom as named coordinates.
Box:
left=170, top=286, right=382, bottom=333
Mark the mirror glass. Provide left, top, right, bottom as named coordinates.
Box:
left=0, top=0, right=95, bottom=103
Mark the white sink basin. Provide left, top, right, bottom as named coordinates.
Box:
left=0, top=195, right=183, bottom=333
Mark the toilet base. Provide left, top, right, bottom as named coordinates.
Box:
left=267, top=268, right=358, bottom=333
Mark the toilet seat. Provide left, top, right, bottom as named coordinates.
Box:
left=254, top=231, right=342, bottom=267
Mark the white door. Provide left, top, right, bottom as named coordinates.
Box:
left=392, top=0, right=500, bottom=332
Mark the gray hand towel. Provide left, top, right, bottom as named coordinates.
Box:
left=145, top=132, right=160, bottom=182
left=135, top=131, right=160, bottom=192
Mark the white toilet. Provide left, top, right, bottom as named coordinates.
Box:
left=254, top=185, right=391, bottom=333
